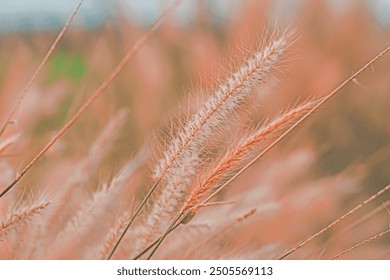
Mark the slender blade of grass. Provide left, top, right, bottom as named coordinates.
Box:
left=0, top=0, right=84, bottom=138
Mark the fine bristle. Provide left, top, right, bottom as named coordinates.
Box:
left=0, top=0, right=389, bottom=261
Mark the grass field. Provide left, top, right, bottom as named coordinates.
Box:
left=0, top=0, right=389, bottom=259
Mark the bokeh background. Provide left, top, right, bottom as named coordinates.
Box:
left=0, top=0, right=389, bottom=259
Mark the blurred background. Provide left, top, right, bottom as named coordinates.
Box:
left=1, top=0, right=390, bottom=33
left=0, top=0, right=389, bottom=259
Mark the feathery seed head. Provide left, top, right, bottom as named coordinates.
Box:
left=154, top=31, right=294, bottom=183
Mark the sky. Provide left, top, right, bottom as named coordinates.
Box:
left=0, top=0, right=389, bottom=34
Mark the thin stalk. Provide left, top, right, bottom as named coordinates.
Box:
left=331, top=228, right=390, bottom=260
left=279, top=183, right=390, bottom=259
left=146, top=213, right=184, bottom=260
left=107, top=179, right=160, bottom=259
left=133, top=221, right=181, bottom=260
left=0, top=0, right=84, bottom=138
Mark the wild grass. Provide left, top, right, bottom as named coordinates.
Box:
left=0, top=0, right=389, bottom=260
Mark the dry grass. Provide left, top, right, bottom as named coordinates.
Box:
left=0, top=0, right=389, bottom=260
